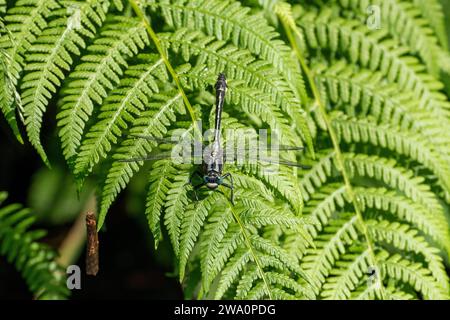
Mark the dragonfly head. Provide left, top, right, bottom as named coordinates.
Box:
left=204, top=173, right=219, bottom=190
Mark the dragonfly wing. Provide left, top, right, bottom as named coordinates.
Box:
left=126, top=134, right=181, bottom=145
left=226, top=149, right=310, bottom=169
left=118, top=148, right=205, bottom=163
left=258, top=157, right=311, bottom=169
left=117, top=152, right=175, bottom=163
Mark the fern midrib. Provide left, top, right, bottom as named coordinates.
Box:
left=280, top=11, right=387, bottom=299
left=228, top=203, right=273, bottom=299
left=129, top=0, right=201, bottom=139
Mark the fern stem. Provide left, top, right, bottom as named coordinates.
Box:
left=228, top=203, right=273, bottom=299
left=128, top=0, right=201, bottom=138
left=278, top=8, right=387, bottom=299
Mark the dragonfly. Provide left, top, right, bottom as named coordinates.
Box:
left=120, top=73, right=310, bottom=204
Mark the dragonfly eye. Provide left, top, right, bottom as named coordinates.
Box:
left=203, top=176, right=209, bottom=183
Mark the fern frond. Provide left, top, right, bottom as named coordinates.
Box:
left=0, top=192, right=69, bottom=299
left=179, top=192, right=221, bottom=281
left=73, top=54, right=166, bottom=183
left=200, top=204, right=239, bottom=293
left=98, top=93, right=185, bottom=229
left=303, top=182, right=450, bottom=254
left=57, top=16, right=148, bottom=161
left=302, top=151, right=447, bottom=217
left=184, top=189, right=315, bottom=299
left=214, top=231, right=313, bottom=300
left=214, top=247, right=251, bottom=299
left=357, top=188, right=449, bottom=254
left=0, top=0, right=60, bottom=80
left=344, top=154, right=445, bottom=216
left=331, top=112, right=450, bottom=200
left=336, top=0, right=446, bottom=75
left=154, top=0, right=307, bottom=102
left=314, top=60, right=450, bottom=158
left=367, top=219, right=448, bottom=295
left=22, top=0, right=109, bottom=164
left=301, top=214, right=360, bottom=293
left=0, top=45, right=23, bottom=143
left=145, top=159, right=177, bottom=249
left=320, top=247, right=371, bottom=300
left=162, top=168, right=191, bottom=259
left=298, top=11, right=450, bottom=129
left=411, top=0, right=448, bottom=50
left=0, top=0, right=60, bottom=144
left=378, top=251, right=448, bottom=300
left=160, top=28, right=312, bottom=151
left=0, top=0, right=6, bottom=14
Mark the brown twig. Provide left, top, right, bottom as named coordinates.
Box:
left=85, top=212, right=99, bottom=276
left=57, top=194, right=97, bottom=268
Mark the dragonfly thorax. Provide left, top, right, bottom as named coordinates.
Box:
left=203, top=143, right=224, bottom=175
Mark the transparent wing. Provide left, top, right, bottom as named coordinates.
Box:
left=226, top=149, right=311, bottom=169
left=258, top=157, right=311, bottom=169
left=117, top=150, right=203, bottom=164
left=126, top=134, right=176, bottom=144
left=117, top=152, right=174, bottom=163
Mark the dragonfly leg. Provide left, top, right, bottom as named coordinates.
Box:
left=183, top=171, right=205, bottom=201
left=221, top=173, right=235, bottom=205
left=192, top=182, right=206, bottom=201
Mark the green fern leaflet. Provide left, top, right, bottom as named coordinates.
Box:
left=0, top=0, right=449, bottom=300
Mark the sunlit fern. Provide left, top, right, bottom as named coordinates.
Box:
left=0, top=0, right=449, bottom=300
